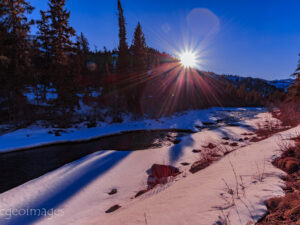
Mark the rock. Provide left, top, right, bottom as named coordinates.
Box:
left=135, top=189, right=148, bottom=198
left=223, top=150, right=233, bottom=155
left=238, top=138, right=243, bottom=142
left=230, top=142, right=238, bottom=147
left=54, top=131, right=61, bottom=136
left=181, top=162, right=190, bottom=166
left=203, top=143, right=216, bottom=149
left=105, top=205, right=121, bottom=213
left=210, top=153, right=222, bottom=158
left=222, top=137, right=230, bottom=140
left=244, top=137, right=249, bottom=140
left=189, top=160, right=211, bottom=174
left=173, top=139, right=181, bottom=144
left=192, top=149, right=201, bottom=153
left=222, top=142, right=229, bottom=145
left=203, top=122, right=215, bottom=126
left=108, top=188, right=117, bottom=195
left=147, top=164, right=180, bottom=187
left=150, top=164, right=180, bottom=178
left=250, top=137, right=260, bottom=142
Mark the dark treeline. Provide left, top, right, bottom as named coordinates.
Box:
left=0, top=0, right=174, bottom=127
left=0, top=0, right=290, bottom=128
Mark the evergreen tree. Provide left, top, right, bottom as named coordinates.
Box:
left=127, top=22, right=149, bottom=116
left=131, top=22, right=147, bottom=71
left=37, top=0, right=77, bottom=125
left=290, top=55, right=300, bottom=100
left=117, top=0, right=129, bottom=72
left=74, top=32, right=90, bottom=89
left=76, top=32, right=89, bottom=55
left=47, top=0, right=75, bottom=65
left=37, top=10, right=51, bottom=57
left=0, top=0, right=34, bottom=123
left=36, top=10, right=51, bottom=101
left=0, top=19, right=9, bottom=70
left=0, top=0, right=33, bottom=73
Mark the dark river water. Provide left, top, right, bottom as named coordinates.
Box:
left=0, top=129, right=192, bottom=193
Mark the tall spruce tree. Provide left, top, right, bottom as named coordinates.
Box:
left=127, top=22, right=148, bottom=116
left=47, top=0, right=75, bottom=65
left=37, top=0, right=77, bottom=125
left=36, top=10, right=51, bottom=101
left=0, top=0, right=34, bottom=122
left=131, top=22, right=147, bottom=71
left=37, top=11, right=50, bottom=56
left=74, top=32, right=89, bottom=87
left=117, top=0, right=129, bottom=72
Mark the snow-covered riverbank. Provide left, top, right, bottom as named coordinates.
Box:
left=0, top=107, right=263, bottom=153
left=1, top=108, right=297, bottom=225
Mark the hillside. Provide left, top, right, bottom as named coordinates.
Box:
left=217, top=74, right=294, bottom=94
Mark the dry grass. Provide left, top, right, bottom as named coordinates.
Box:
left=271, top=101, right=300, bottom=127
left=190, top=141, right=231, bottom=174
left=255, top=119, right=285, bottom=140
left=257, top=138, right=300, bottom=225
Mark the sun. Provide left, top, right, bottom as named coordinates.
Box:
left=180, top=51, right=196, bottom=68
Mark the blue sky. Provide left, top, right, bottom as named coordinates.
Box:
left=28, top=0, right=300, bottom=80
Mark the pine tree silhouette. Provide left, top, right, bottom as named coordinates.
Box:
left=131, top=22, right=147, bottom=71
left=47, top=0, right=75, bottom=65
left=289, top=54, right=300, bottom=100
left=38, top=0, right=77, bottom=125
left=117, top=0, right=129, bottom=72
left=36, top=10, right=52, bottom=101
left=0, top=0, right=34, bottom=122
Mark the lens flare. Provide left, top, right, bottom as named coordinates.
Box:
left=86, top=61, right=97, bottom=71
left=180, top=51, right=196, bottom=68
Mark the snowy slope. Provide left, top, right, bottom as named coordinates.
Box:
left=0, top=125, right=251, bottom=225
left=267, top=78, right=294, bottom=91
left=98, top=128, right=298, bottom=225
left=0, top=111, right=297, bottom=225
left=220, top=74, right=294, bottom=93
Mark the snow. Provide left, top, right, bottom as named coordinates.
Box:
left=24, top=86, right=58, bottom=105
left=0, top=107, right=264, bottom=153
left=0, top=109, right=298, bottom=225
left=267, top=79, right=294, bottom=91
